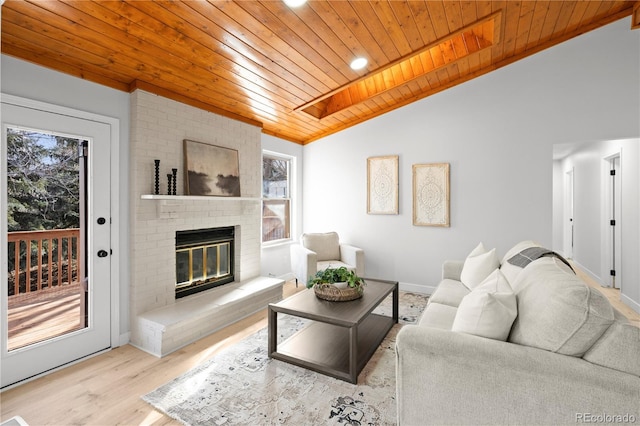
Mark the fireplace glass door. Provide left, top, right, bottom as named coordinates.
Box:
left=176, top=240, right=232, bottom=297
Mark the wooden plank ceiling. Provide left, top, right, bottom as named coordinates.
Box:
left=1, top=1, right=635, bottom=144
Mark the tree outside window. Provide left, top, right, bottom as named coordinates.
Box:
left=262, top=153, right=291, bottom=243
left=7, top=129, right=80, bottom=232
left=6, top=128, right=82, bottom=295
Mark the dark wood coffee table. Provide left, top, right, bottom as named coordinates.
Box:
left=268, top=278, right=398, bottom=383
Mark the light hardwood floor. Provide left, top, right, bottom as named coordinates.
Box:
left=575, top=266, right=640, bottom=327
left=1, top=275, right=638, bottom=426
left=0, top=281, right=305, bottom=426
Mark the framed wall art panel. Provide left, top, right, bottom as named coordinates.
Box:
left=184, top=139, right=241, bottom=196
left=412, top=163, right=450, bottom=227
left=367, top=155, right=399, bottom=215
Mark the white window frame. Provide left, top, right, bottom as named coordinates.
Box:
left=261, top=150, right=294, bottom=246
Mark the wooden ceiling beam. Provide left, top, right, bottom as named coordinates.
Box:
left=632, top=1, right=640, bottom=29
left=297, top=12, right=500, bottom=120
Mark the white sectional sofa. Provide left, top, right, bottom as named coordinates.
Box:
left=396, top=241, right=640, bottom=425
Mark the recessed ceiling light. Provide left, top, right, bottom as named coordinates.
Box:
left=283, top=0, right=307, bottom=7
left=350, top=57, right=368, bottom=71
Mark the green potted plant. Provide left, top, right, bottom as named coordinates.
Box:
left=307, top=267, right=365, bottom=301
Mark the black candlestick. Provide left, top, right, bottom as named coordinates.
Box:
left=172, top=168, right=177, bottom=195
left=154, top=160, right=160, bottom=195
left=167, top=174, right=172, bottom=195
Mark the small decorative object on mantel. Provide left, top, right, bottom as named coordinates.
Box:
left=307, top=267, right=365, bottom=302
left=154, top=159, right=160, bottom=195
left=172, top=168, right=178, bottom=195
left=167, top=173, right=173, bottom=195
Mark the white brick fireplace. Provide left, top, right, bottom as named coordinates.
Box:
left=129, top=90, right=282, bottom=356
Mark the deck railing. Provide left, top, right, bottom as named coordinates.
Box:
left=7, top=228, right=81, bottom=297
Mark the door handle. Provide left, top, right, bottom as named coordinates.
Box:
left=97, top=250, right=109, bottom=258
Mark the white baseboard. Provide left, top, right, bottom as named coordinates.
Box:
left=570, top=260, right=640, bottom=314
left=570, top=260, right=605, bottom=286
left=620, top=292, right=640, bottom=314
left=399, top=282, right=436, bottom=296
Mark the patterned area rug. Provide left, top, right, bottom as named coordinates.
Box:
left=143, top=291, right=428, bottom=426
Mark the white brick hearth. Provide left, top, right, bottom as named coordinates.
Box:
left=129, top=90, right=283, bottom=356
left=137, top=277, right=283, bottom=357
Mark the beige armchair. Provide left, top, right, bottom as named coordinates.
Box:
left=290, top=232, right=365, bottom=287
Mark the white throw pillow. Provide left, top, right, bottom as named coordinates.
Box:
left=460, top=242, right=499, bottom=290
left=452, top=269, right=517, bottom=341
left=301, top=232, right=340, bottom=261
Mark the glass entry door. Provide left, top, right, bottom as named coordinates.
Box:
left=1, top=100, right=111, bottom=388
left=6, top=129, right=86, bottom=350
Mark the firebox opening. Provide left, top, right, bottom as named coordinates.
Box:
left=175, top=226, right=235, bottom=299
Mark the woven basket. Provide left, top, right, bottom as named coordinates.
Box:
left=313, top=283, right=363, bottom=302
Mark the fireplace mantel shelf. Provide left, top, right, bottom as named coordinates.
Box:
left=141, top=194, right=260, bottom=201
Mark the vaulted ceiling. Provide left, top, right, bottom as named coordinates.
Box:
left=1, top=1, right=636, bottom=144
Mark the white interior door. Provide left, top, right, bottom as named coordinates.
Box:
left=610, top=156, right=622, bottom=289
left=1, top=101, right=111, bottom=388
left=563, top=169, right=574, bottom=258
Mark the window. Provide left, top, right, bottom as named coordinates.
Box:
left=262, top=152, right=292, bottom=243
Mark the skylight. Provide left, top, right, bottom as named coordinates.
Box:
left=297, top=13, right=501, bottom=120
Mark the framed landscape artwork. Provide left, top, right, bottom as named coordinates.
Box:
left=367, top=155, right=399, bottom=215
left=412, top=163, right=450, bottom=227
left=183, top=139, right=241, bottom=197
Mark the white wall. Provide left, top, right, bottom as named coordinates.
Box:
left=301, top=18, right=640, bottom=296
left=260, top=134, right=303, bottom=280
left=1, top=54, right=132, bottom=337
left=554, top=139, right=640, bottom=312
left=551, top=161, right=565, bottom=253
